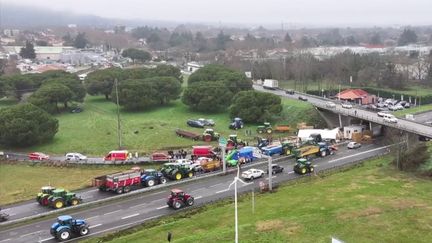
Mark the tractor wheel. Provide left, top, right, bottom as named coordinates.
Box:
left=146, top=179, right=155, bottom=187
left=57, top=228, right=71, bottom=241
left=258, top=130, right=263, bottom=134
left=160, top=177, right=167, bottom=184
left=79, top=226, right=90, bottom=236
left=123, top=186, right=131, bottom=193
left=175, top=173, right=182, bottom=180
left=320, top=150, right=327, bottom=157
left=309, top=167, right=314, bottom=173
left=69, top=197, right=80, bottom=206
left=116, top=188, right=123, bottom=194
left=188, top=172, right=193, bottom=178
left=301, top=168, right=307, bottom=175
left=266, top=128, right=272, bottom=134
left=53, top=198, right=65, bottom=209
left=186, top=197, right=194, bottom=206
left=173, top=200, right=183, bottom=209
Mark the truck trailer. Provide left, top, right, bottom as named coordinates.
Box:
left=262, top=79, right=279, bottom=90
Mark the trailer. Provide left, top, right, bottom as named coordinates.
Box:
left=274, top=124, right=291, bottom=133
left=175, top=129, right=201, bottom=140
left=93, top=170, right=141, bottom=194
left=263, top=79, right=279, bottom=90
left=226, top=147, right=257, bottom=166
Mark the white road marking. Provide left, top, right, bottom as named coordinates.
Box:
left=130, top=203, right=147, bottom=209
left=156, top=205, right=168, bottom=210
left=288, top=171, right=294, bottom=174
left=209, top=183, right=224, bottom=188
left=19, top=230, right=43, bottom=238
left=89, top=223, right=102, bottom=229
left=103, top=209, right=121, bottom=215
left=328, top=145, right=390, bottom=164
left=0, top=239, right=11, bottom=242
left=86, top=215, right=99, bottom=220
left=121, top=213, right=140, bottom=220
left=39, top=237, right=54, bottom=242
left=216, top=189, right=230, bottom=194
left=194, top=196, right=203, bottom=200
left=149, top=191, right=165, bottom=196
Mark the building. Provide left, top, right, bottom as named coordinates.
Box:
left=3, top=46, right=75, bottom=60
left=335, top=89, right=376, bottom=105
left=186, top=62, right=203, bottom=73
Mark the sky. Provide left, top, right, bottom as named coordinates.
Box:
left=2, top=0, right=432, bottom=27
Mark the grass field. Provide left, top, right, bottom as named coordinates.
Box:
left=86, top=156, right=432, bottom=243
left=393, top=104, right=432, bottom=117
left=1, top=95, right=318, bottom=156
left=0, top=162, right=158, bottom=205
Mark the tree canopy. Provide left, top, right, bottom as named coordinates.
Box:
left=74, top=32, right=89, bottom=49
left=121, top=48, right=152, bottom=63
left=19, top=41, right=36, bottom=59
left=182, top=81, right=233, bottom=112
left=398, top=29, right=418, bottom=46
left=229, top=91, right=282, bottom=123
left=29, top=82, right=74, bottom=113
left=0, top=103, right=58, bottom=147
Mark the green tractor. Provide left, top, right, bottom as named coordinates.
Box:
left=160, top=163, right=194, bottom=181
left=293, top=158, right=314, bottom=175
left=202, top=128, right=220, bottom=142
left=36, top=186, right=56, bottom=206
left=48, top=189, right=82, bottom=209
left=256, top=122, right=272, bottom=134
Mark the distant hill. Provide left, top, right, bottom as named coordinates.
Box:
left=0, top=3, right=178, bottom=28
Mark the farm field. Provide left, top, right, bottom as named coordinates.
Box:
left=86, top=156, right=432, bottom=243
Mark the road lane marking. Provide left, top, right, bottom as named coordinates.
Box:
left=89, top=223, right=102, bottom=229
left=209, top=183, right=224, bottom=188
left=288, top=171, right=294, bottom=174
left=121, top=213, right=140, bottom=220
left=39, top=237, right=54, bottom=242
left=19, top=230, right=43, bottom=238
left=104, top=209, right=121, bottom=215
left=149, top=191, right=165, bottom=196
left=194, top=196, right=203, bottom=200
left=156, top=205, right=168, bottom=210
left=328, top=145, right=390, bottom=164
left=216, top=189, right=230, bottom=194
left=130, top=203, right=147, bottom=209
left=86, top=215, right=99, bottom=221
left=0, top=239, right=11, bottom=242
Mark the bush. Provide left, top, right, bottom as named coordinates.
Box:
left=182, top=81, right=232, bottom=112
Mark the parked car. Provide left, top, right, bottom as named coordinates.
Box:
left=267, top=164, right=284, bottom=174
left=241, top=168, right=265, bottom=180
left=298, top=96, right=308, bottom=101
left=377, top=110, right=391, bottom=117
left=325, top=102, right=336, bottom=108
left=394, top=104, right=404, bottom=110
left=347, top=142, right=361, bottom=149
left=187, top=119, right=205, bottom=128
left=341, top=103, right=353, bottom=109
left=198, top=118, right=215, bottom=126
left=65, top=153, right=87, bottom=161
left=28, top=152, right=50, bottom=160
left=388, top=105, right=398, bottom=111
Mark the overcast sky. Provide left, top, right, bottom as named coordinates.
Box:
left=2, top=0, right=432, bottom=26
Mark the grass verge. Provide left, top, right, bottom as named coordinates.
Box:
left=84, top=156, right=432, bottom=243
left=393, top=104, right=432, bottom=117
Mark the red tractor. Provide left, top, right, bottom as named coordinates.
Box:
left=167, top=189, right=194, bottom=210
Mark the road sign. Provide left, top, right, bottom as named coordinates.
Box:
left=219, top=137, right=227, bottom=147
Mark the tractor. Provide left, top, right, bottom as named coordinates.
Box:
left=257, top=137, right=270, bottom=149
left=160, top=163, right=194, bottom=181
left=227, top=134, right=246, bottom=150
left=36, top=186, right=56, bottom=206
left=293, top=158, right=314, bottom=175
left=140, top=169, right=167, bottom=187
left=229, top=117, right=244, bottom=130
left=202, top=128, right=220, bottom=142
left=48, top=189, right=82, bottom=209
left=167, top=189, right=194, bottom=209
left=50, top=215, right=89, bottom=242
left=257, top=122, right=272, bottom=134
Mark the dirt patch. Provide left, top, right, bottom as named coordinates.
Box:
left=256, top=219, right=285, bottom=232
left=388, top=199, right=427, bottom=210
left=338, top=207, right=383, bottom=220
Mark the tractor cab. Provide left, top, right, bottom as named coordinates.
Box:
left=51, top=189, right=67, bottom=198
left=37, top=186, right=56, bottom=205
left=257, top=137, right=269, bottom=148
left=203, top=128, right=219, bottom=142
left=294, top=158, right=314, bottom=175
left=57, top=215, right=73, bottom=226
left=170, top=189, right=185, bottom=198
left=50, top=215, right=89, bottom=241
left=41, top=186, right=56, bottom=195
left=167, top=189, right=194, bottom=209
left=229, top=117, right=244, bottom=130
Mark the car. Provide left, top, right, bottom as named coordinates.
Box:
left=347, top=142, right=361, bottom=149
left=383, top=116, right=398, bottom=123
left=267, top=164, right=284, bottom=174
left=167, top=189, right=194, bottom=209
left=285, top=89, right=295, bottom=95
left=404, top=102, right=411, bottom=108
left=70, top=107, right=83, bottom=113
left=388, top=105, right=398, bottom=111
left=325, top=102, right=336, bottom=108
left=377, top=110, right=391, bottom=117
left=174, top=159, right=202, bottom=172
left=341, top=103, right=353, bottom=109
left=187, top=119, right=205, bottom=128
left=241, top=168, right=265, bottom=180
left=28, top=152, right=50, bottom=160
left=198, top=118, right=215, bottom=126
left=298, top=96, right=308, bottom=101
left=394, top=104, right=404, bottom=110
left=65, top=153, right=87, bottom=161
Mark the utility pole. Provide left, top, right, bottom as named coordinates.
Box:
left=115, top=78, right=122, bottom=149
left=268, top=156, right=273, bottom=191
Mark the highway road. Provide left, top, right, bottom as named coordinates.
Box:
left=254, top=85, right=432, bottom=138
left=0, top=143, right=390, bottom=243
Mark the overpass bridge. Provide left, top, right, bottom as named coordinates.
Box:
left=254, top=85, right=432, bottom=139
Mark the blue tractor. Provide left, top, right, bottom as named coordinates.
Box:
left=229, top=117, right=244, bottom=130
left=50, top=215, right=89, bottom=241
left=140, top=169, right=167, bottom=187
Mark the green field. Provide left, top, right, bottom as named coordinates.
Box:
left=394, top=104, right=432, bottom=117
left=86, top=156, right=432, bottom=243
left=0, top=95, right=318, bottom=156
left=0, top=162, right=158, bottom=205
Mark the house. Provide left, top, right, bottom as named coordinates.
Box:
left=186, top=62, right=203, bottom=73
left=343, top=125, right=366, bottom=139
left=335, top=89, right=376, bottom=105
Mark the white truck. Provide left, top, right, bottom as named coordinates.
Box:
left=262, top=79, right=279, bottom=90
left=241, top=168, right=265, bottom=180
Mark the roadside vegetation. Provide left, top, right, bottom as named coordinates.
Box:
left=0, top=162, right=155, bottom=205
left=393, top=104, right=432, bottom=117
left=86, top=156, right=432, bottom=243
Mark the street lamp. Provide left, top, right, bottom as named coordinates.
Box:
left=228, top=165, right=250, bottom=243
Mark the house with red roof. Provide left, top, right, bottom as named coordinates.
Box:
left=335, top=89, right=376, bottom=105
